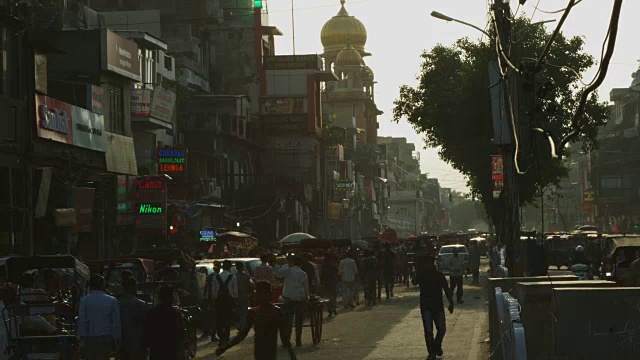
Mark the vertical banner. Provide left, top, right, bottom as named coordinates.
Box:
left=74, top=187, right=96, bottom=232
left=491, top=155, right=504, bottom=199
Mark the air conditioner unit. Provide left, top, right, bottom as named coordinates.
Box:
left=213, top=186, right=222, bottom=198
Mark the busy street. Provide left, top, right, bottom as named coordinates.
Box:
left=195, top=259, right=491, bottom=360
left=3, top=0, right=640, bottom=359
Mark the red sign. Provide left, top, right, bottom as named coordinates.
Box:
left=491, top=155, right=504, bottom=199
left=136, top=177, right=166, bottom=191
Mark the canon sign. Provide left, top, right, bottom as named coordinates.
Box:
left=38, top=104, right=70, bottom=134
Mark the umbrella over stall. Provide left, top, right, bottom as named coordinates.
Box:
left=279, top=232, right=316, bottom=246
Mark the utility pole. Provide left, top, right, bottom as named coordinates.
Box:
left=493, top=0, right=523, bottom=276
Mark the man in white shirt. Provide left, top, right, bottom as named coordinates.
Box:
left=448, top=248, right=466, bottom=304
left=275, top=256, right=309, bottom=347
left=338, top=252, right=358, bottom=308
left=212, top=260, right=239, bottom=348
left=78, top=275, right=122, bottom=360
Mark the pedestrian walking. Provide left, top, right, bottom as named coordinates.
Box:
left=144, top=285, right=184, bottom=360
left=375, top=248, right=385, bottom=302
left=468, top=242, right=481, bottom=285
left=212, top=260, right=238, bottom=349
left=77, top=275, right=121, bottom=360
left=448, top=248, right=466, bottom=304
left=320, top=253, right=339, bottom=317
left=413, top=255, right=454, bottom=360
left=235, top=262, right=253, bottom=333
left=275, top=256, right=309, bottom=348
left=119, top=277, right=150, bottom=360
left=361, top=250, right=379, bottom=306
left=255, top=254, right=276, bottom=285
left=215, top=281, right=295, bottom=360
left=338, top=252, right=358, bottom=309
left=203, top=262, right=222, bottom=342
left=300, top=254, right=318, bottom=295
left=383, top=243, right=396, bottom=299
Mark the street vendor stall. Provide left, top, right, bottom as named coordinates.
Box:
left=213, top=231, right=260, bottom=258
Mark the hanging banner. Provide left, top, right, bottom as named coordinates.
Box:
left=491, top=155, right=504, bottom=199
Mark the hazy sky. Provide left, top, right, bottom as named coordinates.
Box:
left=266, top=0, right=640, bottom=192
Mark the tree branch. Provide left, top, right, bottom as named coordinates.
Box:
left=534, top=0, right=577, bottom=70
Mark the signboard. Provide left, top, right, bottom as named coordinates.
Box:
left=131, top=89, right=152, bottom=116
left=73, top=106, right=106, bottom=151
left=103, top=29, right=141, bottom=81
left=263, top=97, right=305, bottom=114
left=35, top=95, right=106, bottom=152
left=263, top=55, right=321, bottom=70
left=263, top=114, right=307, bottom=132
left=583, top=189, right=595, bottom=203
left=199, top=230, right=218, bottom=242
left=116, top=175, right=136, bottom=225
left=74, top=187, right=95, bottom=233
left=157, top=146, right=187, bottom=174
left=150, top=86, right=177, bottom=122
left=491, top=155, right=504, bottom=199
left=88, top=85, right=104, bottom=115
left=135, top=176, right=167, bottom=233
left=313, top=189, right=325, bottom=219
left=336, top=179, right=355, bottom=191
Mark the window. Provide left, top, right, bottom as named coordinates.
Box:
left=600, top=175, right=631, bottom=189
left=107, top=84, right=125, bottom=134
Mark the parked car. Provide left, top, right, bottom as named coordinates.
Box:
left=437, top=245, right=470, bottom=275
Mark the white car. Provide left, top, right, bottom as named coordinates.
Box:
left=437, top=245, right=470, bottom=274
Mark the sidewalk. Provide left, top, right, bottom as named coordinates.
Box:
left=197, top=266, right=491, bottom=359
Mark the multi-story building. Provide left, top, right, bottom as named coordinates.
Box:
left=320, top=0, right=385, bottom=240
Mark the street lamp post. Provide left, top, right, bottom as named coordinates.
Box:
left=430, top=11, right=555, bottom=37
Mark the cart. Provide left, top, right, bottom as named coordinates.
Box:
left=277, top=238, right=350, bottom=345
left=86, top=258, right=156, bottom=301
left=6, top=255, right=91, bottom=306
left=2, top=303, right=79, bottom=360
left=275, top=296, right=329, bottom=345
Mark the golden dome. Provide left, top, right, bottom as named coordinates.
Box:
left=321, top=0, right=367, bottom=53
left=335, top=43, right=363, bottom=67
left=365, top=65, right=374, bottom=79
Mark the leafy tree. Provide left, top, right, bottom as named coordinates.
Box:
left=393, top=17, right=607, bottom=233
left=450, top=199, right=488, bottom=232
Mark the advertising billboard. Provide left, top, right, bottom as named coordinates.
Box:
left=103, top=29, right=141, bottom=81
left=135, top=176, right=167, bottom=234
left=35, top=95, right=106, bottom=152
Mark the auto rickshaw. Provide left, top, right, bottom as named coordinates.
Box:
left=544, top=233, right=588, bottom=269
left=599, top=236, right=640, bottom=285
left=2, top=255, right=90, bottom=359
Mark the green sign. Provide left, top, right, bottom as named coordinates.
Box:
left=137, top=203, right=164, bottom=215
left=254, top=0, right=262, bottom=9
left=336, top=180, right=354, bottom=191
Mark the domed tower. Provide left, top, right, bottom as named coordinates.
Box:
left=333, top=42, right=364, bottom=90
left=321, top=0, right=370, bottom=71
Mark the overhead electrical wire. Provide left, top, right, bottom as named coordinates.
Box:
left=534, top=0, right=578, bottom=70
left=558, top=0, right=624, bottom=155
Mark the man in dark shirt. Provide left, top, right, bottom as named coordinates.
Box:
left=144, top=285, right=184, bottom=360
left=215, top=281, right=294, bottom=360
left=361, top=250, right=379, bottom=306
left=320, top=253, right=339, bottom=317
left=413, top=255, right=454, bottom=360
left=383, top=243, right=396, bottom=299
left=119, top=277, right=150, bottom=360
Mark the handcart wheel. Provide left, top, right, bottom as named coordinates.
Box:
left=310, top=302, right=323, bottom=345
